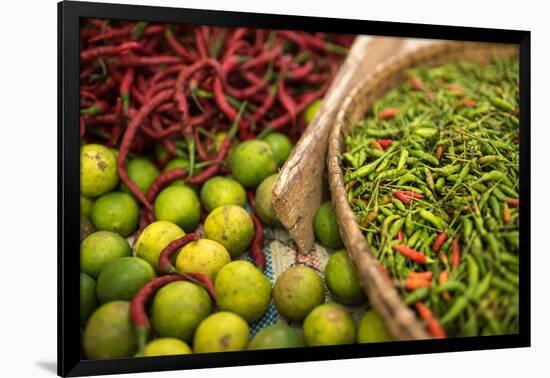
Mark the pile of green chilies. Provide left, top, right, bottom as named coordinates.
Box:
left=342, top=57, right=519, bottom=338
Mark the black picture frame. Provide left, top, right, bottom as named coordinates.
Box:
left=58, top=1, right=531, bottom=376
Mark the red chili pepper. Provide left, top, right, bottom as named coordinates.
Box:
left=407, top=271, right=433, bottom=281
left=378, top=107, right=399, bottom=120
left=432, top=232, right=448, bottom=253
left=146, top=168, right=187, bottom=204
left=371, top=139, right=383, bottom=151
left=506, top=198, right=519, bottom=207
left=394, top=191, right=424, bottom=205
left=158, top=233, right=201, bottom=273
left=80, top=41, right=141, bottom=61
left=119, top=67, right=134, bottom=115
left=451, top=238, right=461, bottom=268
left=415, top=302, right=447, bottom=339
left=449, top=84, right=464, bottom=96
left=378, top=139, right=393, bottom=149
left=397, top=229, right=404, bottom=241
left=436, top=145, right=444, bottom=161
left=394, top=244, right=434, bottom=264
left=462, top=99, right=477, bottom=107
left=116, top=55, right=182, bottom=67
left=408, top=76, right=423, bottom=91
left=277, top=58, right=298, bottom=126
left=405, top=277, right=431, bottom=290
left=438, top=270, right=451, bottom=301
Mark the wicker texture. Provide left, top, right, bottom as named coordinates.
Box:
left=327, top=41, right=518, bottom=340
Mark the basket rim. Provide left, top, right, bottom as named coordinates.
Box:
left=327, top=41, right=519, bottom=340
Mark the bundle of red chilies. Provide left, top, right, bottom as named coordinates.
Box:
left=79, top=19, right=353, bottom=259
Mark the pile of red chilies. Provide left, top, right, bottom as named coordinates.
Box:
left=80, top=19, right=353, bottom=264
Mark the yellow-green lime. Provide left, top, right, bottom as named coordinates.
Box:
left=324, top=250, right=365, bottom=305
left=151, top=281, right=212, bottom=342
left=81, top=195, right=94, bottom=217
left=314, top=201, right=343, bottom=248
left=80, top=272, right=98, bottom=325
left=203, top=205, right=254, bottom=257
left=135, top=221, right=185, bottom=271
left=80, top=144, right=119, bottom=197
left=175, top=239, right=231, bottom=281
left=273, top=265, right=325, bottom=322
left=215, top=261, right=271, bottom=322
left=83, top=301, right=137, bottom=359
left=139, top=338, right=192, bottom=356
left=121, top=158, right=159, bottom=196
left=96, top=257, right=156, bottom=303
left=162, top=158, right=201, bottom=192
left=303, top=100, right=322, bottom=125
left=254, top=174, right=281, bottom=227
left=357, top=310, right=392, bottom=343
left=200, top=176, right=246, bottom=213
left=193, top=312, right=249, bottom=353
left=91, top=191, right=139, bottom=237
left=228, top=140, right=277, bottom=188
left=248, top=324, right=304, bottom=350
left=80, top=231, right=131, bottom=279
left=303, top=303, right=356, bottom=346
left=260, top=132, right=293, bottom=167
left=154, top=185, right=200, bottom=232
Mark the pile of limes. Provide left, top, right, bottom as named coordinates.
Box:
left=80, top=132, right=391, bottom=359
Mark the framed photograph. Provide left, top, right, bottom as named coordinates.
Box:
left=59, top=0, right=530, bottom=376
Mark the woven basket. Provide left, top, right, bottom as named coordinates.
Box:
left=327, top=41, right=519, bottom=340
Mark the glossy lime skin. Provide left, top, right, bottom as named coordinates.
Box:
left=151, top=281, right=212, bottom=342
left=200, top=176, right=247, bottom=213
left=80, top=144, right=119, bottom=197
left=304, top=100, right=322, bottom=125
left=228, top=140, right=278, bottom=188
left=175, top=239, right=231, bottom=281
left=203, top=205, right=254, bottom=257
left=314, top=201, right=343, bottom=248
left=154, top=186, right=201, bottom=232
left=261, top=132, right=293, bottom=167
left=193, top=312, right=249, bottom=353
left=83, top=301, right=137, bottom=359
left=121, top=158, right=160, bottom=196
left=248, top=324, right=304, bottom=350
left=303, top=303, right=356, bottom=346
left=215, top=261, right=272, bottom=322
left=273, top=265, right=325, bottom=322
left=357, top=310, right=392, bottom=343
left=80, top=231, right=131, bottom=279
left=96, top=257, right=156, bottom=303
left=139, top=338, right=192, bottom=356
left=91, top=191, right=139, bottom=237
left=254, top=174, right=282, bottom=227
left=134, top=221, right=185, bottom=271
left=80, top=272, right=98, bottom=325
left=324, top=250, right=366, bottom=305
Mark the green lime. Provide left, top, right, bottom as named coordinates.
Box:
left=325, top=250, right=365, bottom=305
left=273, top=265, right=325, bottom=322
left=261, top=132, right=293, bottom=167
left=151, top=281, right=212, bottom=342
left=80, top=231, right=131, bottom=279
left=80, top=144, right=119, bottom=197
left=91, top=191, right=139, bottom=237
left=175, top=239, right=231, bottom=281
left=200, top=176, right=246, bottom=213
left=139, top=338, right=192, bottom=356
left=96, top=257, right=156, bottom=304
left=193, top=312, right=249, bottom=353
left=80, top=272, right=98, bottom=325
left=314, top=201, right=343, bottom=248
left=303, top=303, right=356, bottom=346
left=164, top=157, right=189, bottom=172
left=357, top=310, right=392, bottom=343
left=121, top=158, right=160, bottom=196
left=154, top=186, right=200, bottom=232
left=228, top=140, right=278, bottom=188
left=81, top=195, right=94, bottom=217
left=83, top=301, right=137, bottom=359
left=215, top=261, right=271, bottom=322
left=254, top=174, right=281, bottom=227
left=135, top=221, right=185, bottom=271
left=303, top=100, right=322, bottom=125
left=248, top=324, right=304, bottom=350
left=203, top=205, right=254, bottom=257
left=80, top=215, right=96, bottom=243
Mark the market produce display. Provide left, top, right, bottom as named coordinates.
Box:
left=79, top=18, right=368, bottom=359
left=342, top=57, right=520, bottom=337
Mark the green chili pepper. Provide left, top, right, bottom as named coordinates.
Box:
left=404, top=288, right=430, bottom=305
left=418, top=209, right=445, bottom=230
left=440, top=296, right=469, bottom=325
left=471, top=272, right=492, bottom=301
left=466, top=255, right=479, bottom=287
left=409, top=149, right=439, bottom=166
left=396, top=149, right=409, bottom=170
